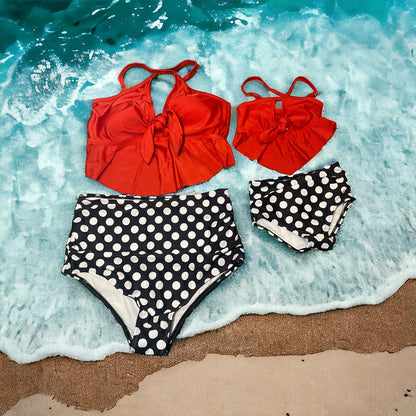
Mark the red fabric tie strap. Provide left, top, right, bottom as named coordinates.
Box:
left=141, top=111, right=184, bottom=164
left=259, top=112, right=312, bottom=144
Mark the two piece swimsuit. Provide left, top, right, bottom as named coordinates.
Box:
left=62, top=60, right=355, bottom=355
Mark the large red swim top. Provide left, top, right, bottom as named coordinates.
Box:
left=233, top=76, right=337, bottom=175
left=85, top=60, right=235, bottom=196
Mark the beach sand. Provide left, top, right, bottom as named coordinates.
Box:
left=5, top=348, right=416, bottom=416
left=1, top=279, right=415, bottom=415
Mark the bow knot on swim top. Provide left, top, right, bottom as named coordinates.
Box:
left=142, top=111, right=184, bottom=163
left=149, top=113, right=168, bottom=129
left=260, top=116, right=289, bottom=143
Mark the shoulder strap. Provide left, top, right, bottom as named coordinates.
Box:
left=118, top=60, right=200, bottom=89
left=241, top=76, right=283, bottom=99
left=286, top=76, right=318, bottom=97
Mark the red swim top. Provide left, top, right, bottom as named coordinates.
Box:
left=85, top=60, right=234, bottom=195
left=233, top=76, right=336, bottom=175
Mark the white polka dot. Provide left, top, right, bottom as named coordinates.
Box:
left=114, top=257, right=122, bottom=265
left=305, top=204, right=312, bottom=212
left=123, top=264, right=131, bottom=272
left=180, top=290, right=189, bottom=299
left=171, top=215, right=179, bottom=224
left=87, top=234, right=96, bottom=242
left=295, top=221, right=303, bottom=228
left=138, top=233, right=147, bottom=242
left=163, top=241, right=172, bottom=249
left=114, top=226, right=122, bottom=234
left=115, top=210, right=123, bottom=218
left=315, top=233, right=325, bottom=242
left=156, top=340, right=167, bottom=350
left=301, top=212, right=309, bottom=220
left=89, top=217, right=98, bottom=225
left=97, top=225, right=105, bottom=234
left=106, top=218, right=114, bottom=226
left=132, top=272, right=141, bottom=281
left=284, top=191, right=293, bottom=199
left=120, top=218, right=130, bottom=227
left=180, top=241, right=189, bottom=251
left=289, top=206, right=298, bottom=214
left=121, top=234, right=130, bottom=243
left=310, top=195, right=318, bottom=203
left=285, top=216, right=293, bottom=224
left=138, top=338, right=147, bottom=348
left=188, top=281, right=196, bottom=290
left=164, top=272, right=173, bottom=280
left=291, top=180, right=300, bottom=189
left=95, top=243, right=104, bottom=251
left=141, top=280, right=149, bottom=289
left=86, top=253, right=94, bottom=260
left=279, top=201, right=288, bottom=209
left=164, top=290, right=172, bottom=299
left=149, top=271, right=157, bottom=280
left=124, top=281, right=132, bottom=290
left=211, top=267, right=220, bottom=276
left=96, top=259, right=104, bottom=267
left=172, top=281, right=181, bottom=290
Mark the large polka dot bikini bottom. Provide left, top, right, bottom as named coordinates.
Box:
left=249, top=162, right=356, bottom=252
left=61, top=189, right=245, bottom=355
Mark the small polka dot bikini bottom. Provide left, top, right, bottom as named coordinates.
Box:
left=249, top=162, right=356, bottom=252
left=61, top=189, right=245, bottom=355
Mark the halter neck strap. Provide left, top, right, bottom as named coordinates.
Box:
left=286, top=76, right=318, bottom=97
left=241, top=76, right=319, bottom=99
left=118, top=60, right=200, bottom=89
left=241, top=76, right=283, bottom=99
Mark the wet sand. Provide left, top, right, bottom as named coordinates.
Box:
left=1, top=279, right=415, bottom=414
left=5, top=348, right=416, bottom=416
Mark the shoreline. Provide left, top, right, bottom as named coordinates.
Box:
left=1, top=278, right=415, bottom=413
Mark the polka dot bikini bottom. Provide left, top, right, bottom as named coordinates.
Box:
left=249, top=162, right=356, bottom=252
left=61, top=189, right=245, bottom=355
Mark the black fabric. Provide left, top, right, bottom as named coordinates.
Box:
left=62, top=189, right=245, bottom=355
left=249, top=162, right=355, bottom=251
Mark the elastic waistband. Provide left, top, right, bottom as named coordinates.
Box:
left=77, top=188, right=231, bottom=204
left=249, top=162, right=344, bottom=188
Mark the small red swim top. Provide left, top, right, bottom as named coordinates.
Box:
left=233, top=76, right=337, bottom=175
left=85, top=60, right=235, bottom=195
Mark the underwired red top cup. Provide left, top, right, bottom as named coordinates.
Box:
left=233, top=76, right=337, bottom=175
left=85, top=60, right=235, bottom=195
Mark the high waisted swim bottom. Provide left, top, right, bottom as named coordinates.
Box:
left=249, top=162, right=355, bottom=251
left=62, top=189, right=245, bottom=355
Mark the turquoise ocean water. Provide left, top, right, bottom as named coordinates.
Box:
left=1, top=0, right=415, bottom=363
